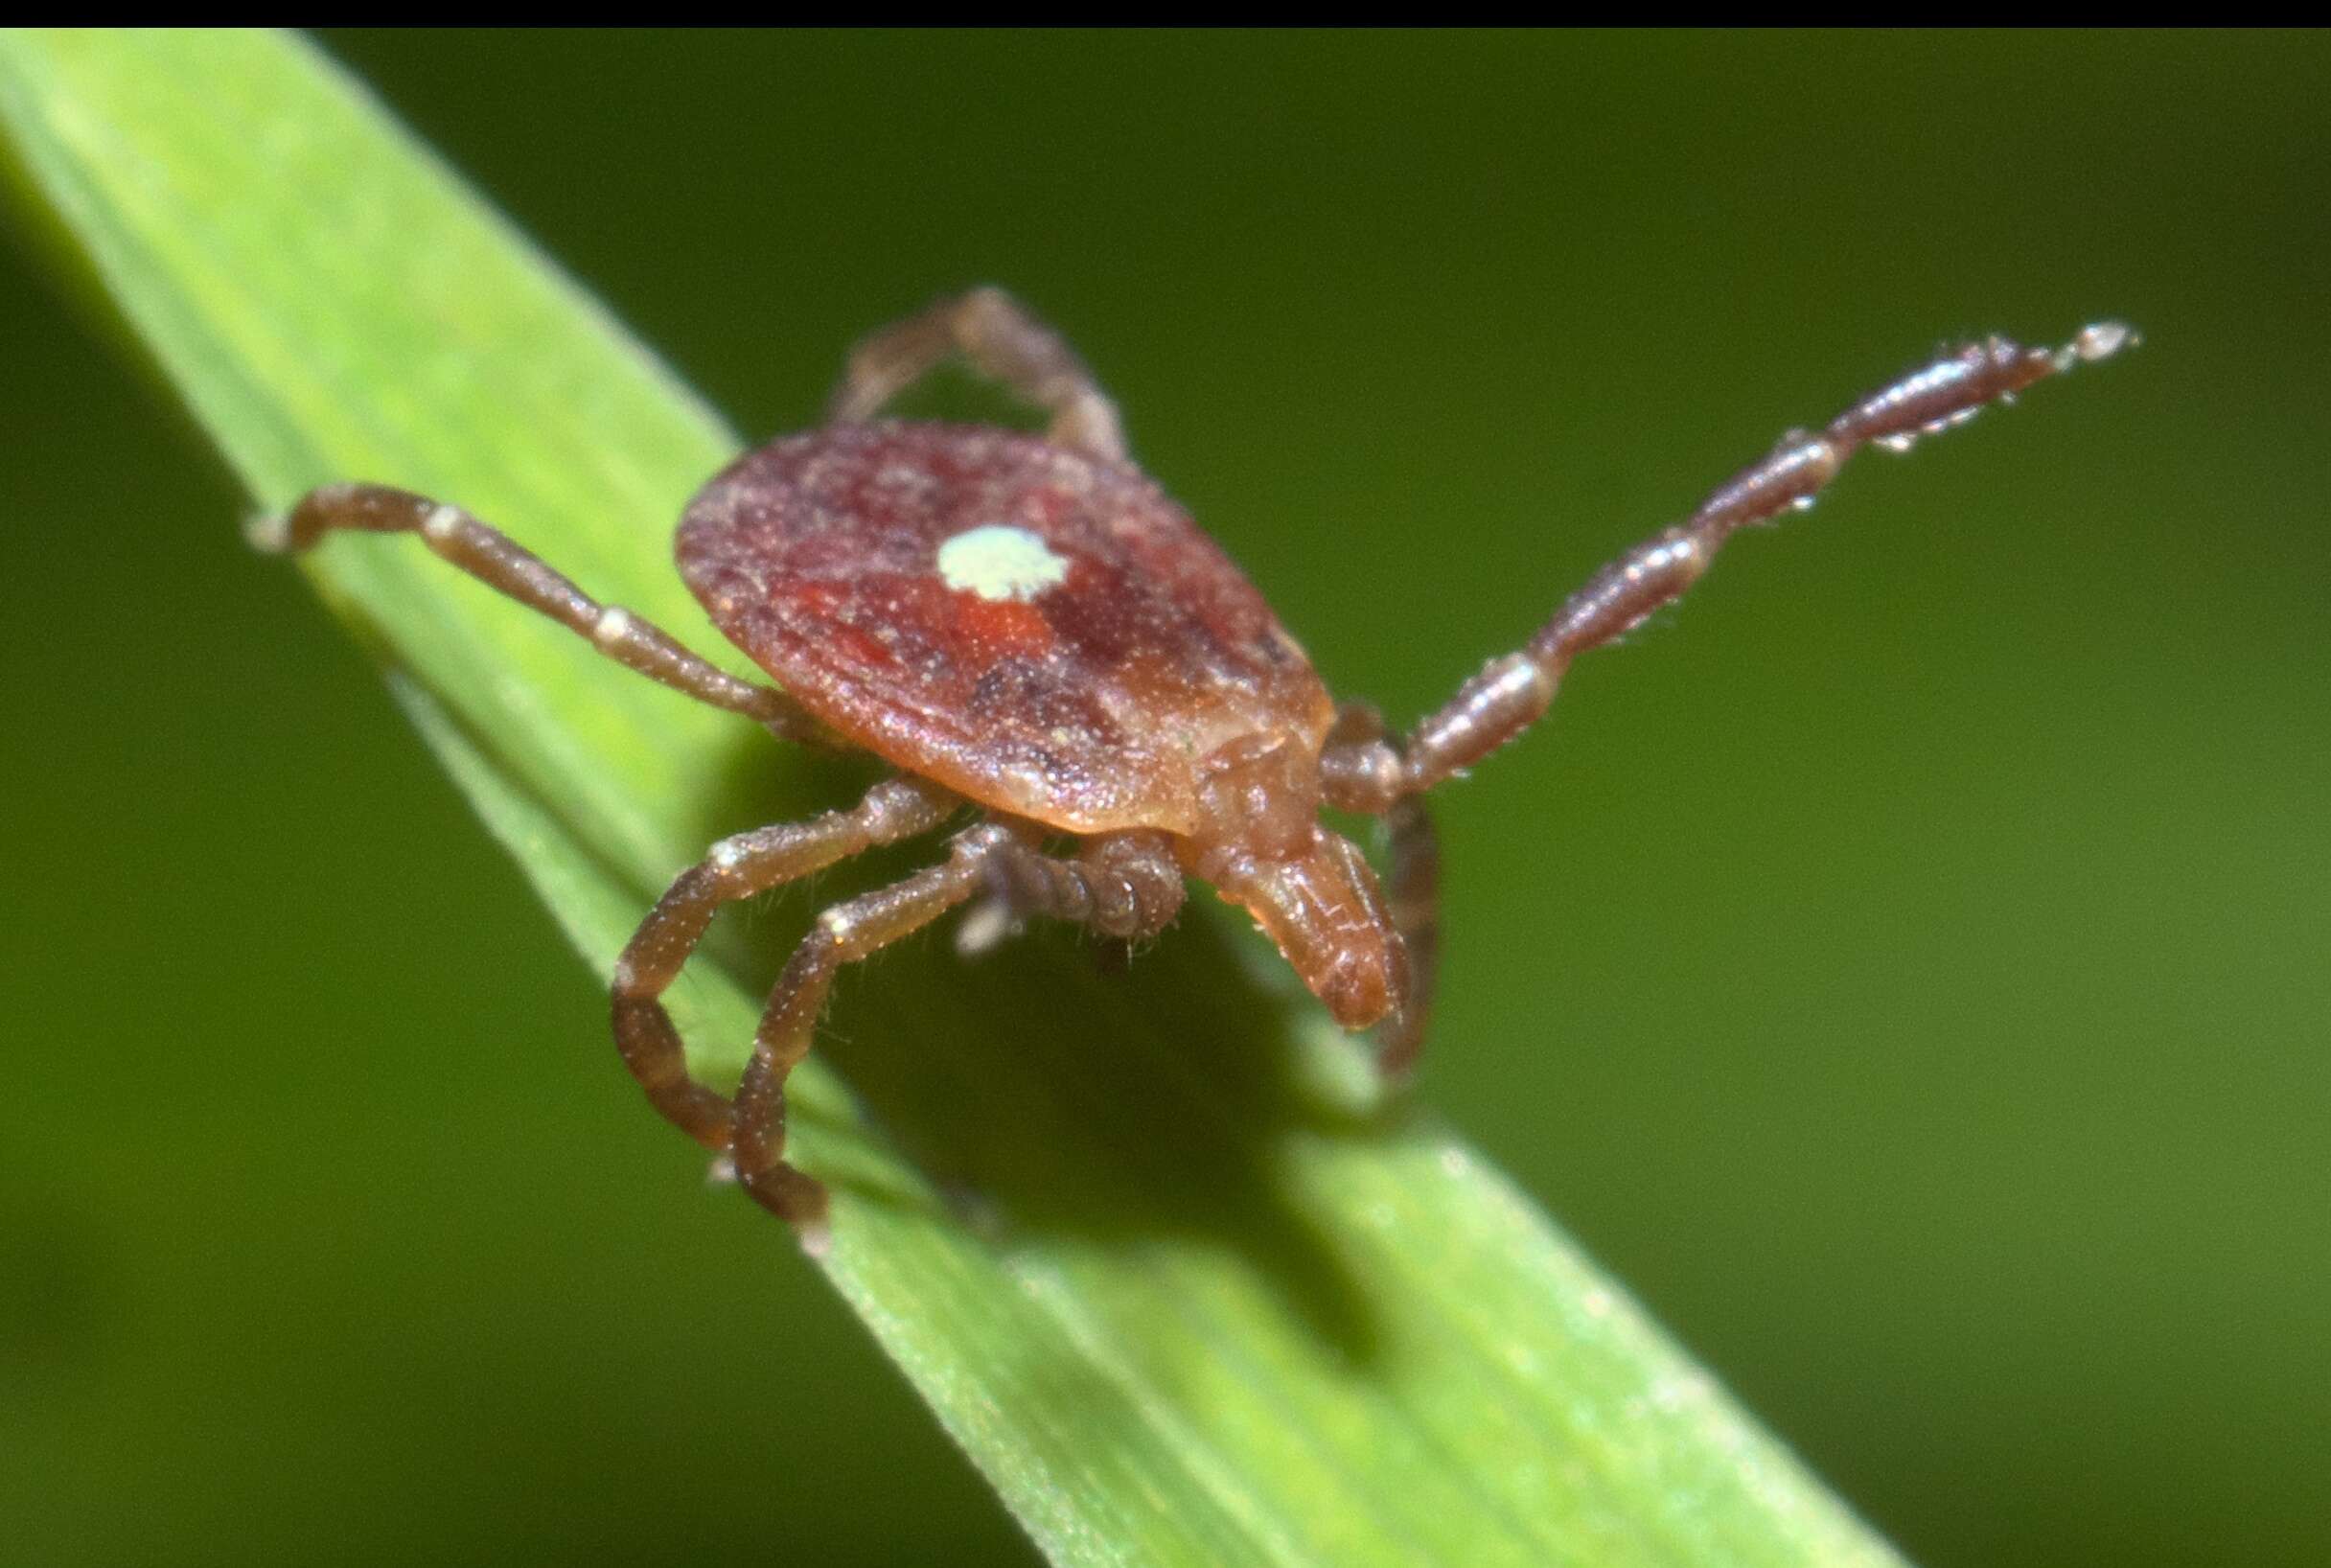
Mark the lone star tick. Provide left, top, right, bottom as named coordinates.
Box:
left=256, top=288, right=2133, bottom=1235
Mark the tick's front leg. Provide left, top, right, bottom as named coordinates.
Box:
left=611, top=777, right=957, bottom=1152
left=1374, top=797, right=1441, bottom=1077
left=1323, top=323, right=2135, bottom=804
left=1318, top=704, right=1441, bottom=1073
left=729, top=824, right=1021, bottom=1237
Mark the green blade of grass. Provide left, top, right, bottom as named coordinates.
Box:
left=0, top=29, right=1909, bottom=1568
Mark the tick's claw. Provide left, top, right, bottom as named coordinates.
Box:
left=2069, top=320, right=2137, bottom=363
left=742, top=1163, right=832, bottom=1233
left=954, top=895, right=1020, bottom=957
left=242, top=510, right=295, bottom=554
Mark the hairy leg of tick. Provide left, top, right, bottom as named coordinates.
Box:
left=1316, top=323, right=2135, bottom=803
left=731, top=824, right=1022, bottom=1230
left=1318, top=702, right=1405, bottom=819
left=610, top=777, right=958, bottom=1153
left=985, top=829, right=1188, bottom=940
left=252, top=483, right=833, bottom=747
left=955, top=833, right=1185, bottom=1021
left=1373, top=798, right=1442, bottom=1077
left=827, top=287, right=1129, bottom=463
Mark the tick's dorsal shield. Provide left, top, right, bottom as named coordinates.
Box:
left=677, top=422, right=1335, bottom=835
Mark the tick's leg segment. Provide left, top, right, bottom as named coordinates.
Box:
left=1384, top=323, right=2134, bottom=795
left=1321, top=702, right=1404, bottom=814
left=982, top=829, right=1188, bottom=941
left=255, top=483, right=832, bottom=747
left=1373, top=798, right=1442, bottom=1076
left=730, top=823, right=1022, bottom=1228
left=1318, top=704, right=1441, bottom=1071
left=727, top=827, right=1182, bottom=1227
left=829, top=287, right=1129, bottom=463
left=611, top=777, right=958, bottom=1152
left=957, top=826, right=1186, bottom=968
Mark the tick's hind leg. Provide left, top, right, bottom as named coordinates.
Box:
left=611, top=777, right=957, bottom=1153
left=828, top=287, right=1128, bottom=462
left=253, top=483, right=831, bottom=746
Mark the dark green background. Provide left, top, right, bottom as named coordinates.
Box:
left=6, top=29, right=2324, bottom=1568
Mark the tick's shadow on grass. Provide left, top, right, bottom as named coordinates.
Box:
left=690, top=730, right=1413, bottom=1372
left=828, top=920, right=1404, bottom=1371
left=406, top=684, right=1406, bottom=1425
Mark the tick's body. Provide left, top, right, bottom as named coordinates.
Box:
left=263, top=288, right=2129, bottom=1237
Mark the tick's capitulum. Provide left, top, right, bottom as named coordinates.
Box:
left=258, top=288, right=2132, bottom=1237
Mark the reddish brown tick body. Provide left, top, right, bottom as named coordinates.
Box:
left=260, top=288, right=2130, bottom=1239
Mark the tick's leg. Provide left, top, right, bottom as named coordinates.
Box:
left=828, top=287, right=1128, bottom=463
left=956, top=827, right=1189, bottom=957
left=1373, top=798, right=1442, bottom=1076
left=980, top=829, right=1188, bottom=943
left=611, top=777, right=958, bottom=1151
left=730, top=823, right=1023, bottom=1231
left=251, top=483, right=832, bottom=747
left=1317, top=705, right=1440, bottom=1072
left=1322, top=323, right=2135, bottom=802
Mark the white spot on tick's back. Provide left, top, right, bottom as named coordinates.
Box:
left=936, top=524, right=1068, bottom=603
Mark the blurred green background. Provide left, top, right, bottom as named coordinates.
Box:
left=4, top=28, right=2324, bottom=1568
